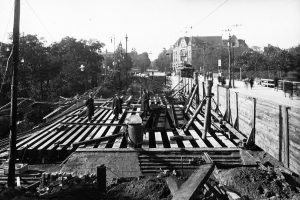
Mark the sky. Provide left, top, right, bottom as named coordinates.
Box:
left=0, top=0, right=300, bottom=60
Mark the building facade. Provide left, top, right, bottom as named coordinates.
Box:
left=172, top=36, right=223, bottom=74
left=172, top=36, right=248, bottom=75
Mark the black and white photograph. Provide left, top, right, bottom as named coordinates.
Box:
left=0, top=0, right=300, bottom=199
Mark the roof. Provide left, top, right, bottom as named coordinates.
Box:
left=173, top=36, right=223, bottom=48
left=191, top=36, right=223, bottom=47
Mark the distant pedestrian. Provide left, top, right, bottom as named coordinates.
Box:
left=274, top=77, right=279, bottom=91
left=112, top=93, right=123, bottom=120
left=249, top=77, right=254, bottom=89
left=141, top=89, right=150, bottom=116
left=85, top=93, right=95, bottom=122
left=244, top=78, right=249, bottom=89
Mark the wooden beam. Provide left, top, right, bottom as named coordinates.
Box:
left=61, top=122, right=127, bottom=126
left=170, top=135, right=195, bottom=141
left=283, top=106, right=290, bottom=168
left=172, top=164, right=215, bottom=200
left=184, top=84, right=198, bottom=114
left=72, top=133, right=123, bottom=148
left=171, top=83, right=188, bottom=97
left=246, top=98, right=256, bottom=147
left=183, top=98, right=206, bottom=132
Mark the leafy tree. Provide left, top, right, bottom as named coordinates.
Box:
left=132, top=52, right=151, bottom=73
left=236, top=49, right=265, bottom=77
left=153, top=49, right=171, bottom=72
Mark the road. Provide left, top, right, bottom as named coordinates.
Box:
left=170, top=75, right=300, bottom=108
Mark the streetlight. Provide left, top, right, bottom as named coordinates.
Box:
left=80, top=64, right=87, bottom=91
left=80, top=64, right=85, bottom=72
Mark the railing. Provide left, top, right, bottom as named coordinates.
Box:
left=278, top=80, right=300, bottom=97
left=260, top=79, right=274, bottom=87
left=253, top=78, right=300, bottom=98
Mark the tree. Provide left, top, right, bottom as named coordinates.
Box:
left=153, top=49, right=171, bottom=72
left=49, top=37, right=104, bottom=97
left=236, top=49, right=265, bottom=77
left=132, top=52, right=151, bottom=73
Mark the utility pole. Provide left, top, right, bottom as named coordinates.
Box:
left=228, top=34, right=232, bottom=88
left=125, top=34, right=128, bottom=55
left=125, top=34, right=128, bottom=88
left=8, top=0, right=20, bottom=188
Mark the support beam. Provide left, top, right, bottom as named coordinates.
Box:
left=171, top=83, right=188, bottom=97
left=246, top=98, right=256, bottom=147
left=72, top=133, right=123, bottom=148
left=203, top=80, right=213, bottom=140
left=202, top=82, right=206, bottom=98
left=183, top=98, right=206, bottom=132
left=62, top=122, right=127, bottom=126
left=233, top=92, right=239, bottom=130
left=172, top=164, right=215, bottom=200
left=184, top=84, right=198, bottom=114
left=194, top=72, right=199, bottom=105
left=171, top=79, right=183, bottom=91
left=170, top=135, right=195, bottom=141
left=283, top=106, right=290, bottom=168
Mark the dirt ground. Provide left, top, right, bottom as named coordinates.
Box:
left=0, top=177, right=172, bottom=200
left=213, top=148, right=300, bottom=200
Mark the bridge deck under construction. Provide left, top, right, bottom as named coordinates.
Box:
left=0, top=94, right=246, bottom=163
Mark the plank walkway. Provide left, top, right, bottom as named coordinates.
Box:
left=0, top=95, right=244, bottom=163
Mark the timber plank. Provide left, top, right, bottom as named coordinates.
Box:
left=172, top=164, right=215, bottom=200
left=189, top=130, right=207, bottom=147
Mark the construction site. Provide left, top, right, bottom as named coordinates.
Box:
left=0, top=0, right=300, bottom=199
left=0, top=72, right=299, bottom=200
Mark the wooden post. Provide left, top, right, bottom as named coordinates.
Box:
left=278, top=105, right=283, bottom=162
left=184, top=98, right=206, bottom=132
left=282, top=106, right=290, bottom=168
left=8, top=0, right=20, bottom=188
left=97, top=165, right=107, bottom=193
left=195, top=72, right=199, bottom=105
left=246, top=98, right=256, bottom=147
left=215, top=84, right=220, bottom=112
left=233, top=92, right=239, bottom=130
left=223, top=88, right=232, bottom=123
left=202, top=82, right=206, bottom=98
left=203, top=80, right=213, bottom=140
left=184, top=85, right=198, bottom=114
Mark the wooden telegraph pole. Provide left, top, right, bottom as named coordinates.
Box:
left=228, top=34, right=232, bottom=88
left=8, top=0, right=20, bottom=187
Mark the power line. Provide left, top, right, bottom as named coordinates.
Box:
left=193, top=0, right=229, bottom=28
left=1, top=1, right=14, bottom=43
left=24, top=0, right=55, bottom=41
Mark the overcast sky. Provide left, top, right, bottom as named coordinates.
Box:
left=1, top=0, right=300, bottom=60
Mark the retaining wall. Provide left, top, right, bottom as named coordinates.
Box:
left=210, top=85, right=300, bottom=175
left=177, top=75, right=299, bottom=175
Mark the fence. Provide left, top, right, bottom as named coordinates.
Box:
left=209, top=84, right=300, bottom=175
left=259, top=79, right=300, bottom=98
left=177, top=75, right=299, bottom=175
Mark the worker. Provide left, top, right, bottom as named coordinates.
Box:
left=141, top=89, right=150, bottom=116
left=85, top=93, right=95, bottom=122
left=112, top=93, right=123, bottom=120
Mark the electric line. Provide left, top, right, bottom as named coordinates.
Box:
left=192, top=0, right=229, bottom=29
left=24, top=0, right=55, bottom=41
left=1, top=1, right=14, bottom=44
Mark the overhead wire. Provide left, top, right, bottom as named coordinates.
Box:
left=194, top=0, right=229, bottom=27
left=24, top=0, right=55, bottom=41
left=181, top=0, right=229, bottom=36
left=1, top=0, right=14, bottom=44
left=0, top=46, right=13, bottom=93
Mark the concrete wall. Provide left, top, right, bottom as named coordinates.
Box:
left=209, top=84, right=300, bottom=175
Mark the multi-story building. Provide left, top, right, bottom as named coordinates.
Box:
left=172, top=36, right=223, bottom=74
left=172, top=35, right=248, bottom=74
